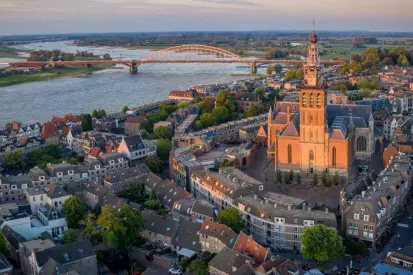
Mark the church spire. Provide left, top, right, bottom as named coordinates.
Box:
left=303, top=20, right=322, bottom=88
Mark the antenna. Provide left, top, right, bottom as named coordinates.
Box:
left=312, top=18, right=316, bottom=32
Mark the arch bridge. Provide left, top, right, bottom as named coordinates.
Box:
left=5, top=44, right=342, bottom=74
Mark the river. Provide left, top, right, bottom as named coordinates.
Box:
left=0, top=41, right=261, bottom=125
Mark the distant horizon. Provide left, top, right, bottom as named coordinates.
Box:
left=2, top=28, right=413, bottom=38
left=1, top=0, right=412, bottom=35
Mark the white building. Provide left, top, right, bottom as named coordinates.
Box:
left=117, top=135, right=156, bottom=163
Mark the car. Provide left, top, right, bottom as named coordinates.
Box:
left=168, top=268, right=182, bottom=274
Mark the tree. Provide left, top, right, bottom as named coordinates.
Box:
left=245, top=105, right=262, bottom=118
left=343, top=237, right=368, bottom=256
left=92, top=109, right=98, bottom=118
left=81, top=114, right=93, bottom=131
left=62, top=229, right=77, bottom=244
left=188, top=259, right=209, bottom=275
left=301, top=224, right=344, bottom=263
left=200, top=113, right=217, bottom=128
left=322, top=171, right=332, bottom=187
left=312, top=172, right=319, bottom=186
left=0, top=233, right=10, bottom=257
left=332, top=172, right=340, bottom=186
left=382, top=57, right=393, bottom=66
left=217, top=208, right=245, bottom=233
left=211, top=106, right=230, bottom=124
left=283, top=172, right=291, bottom=184
left=139, top=119, right=154, bottom=133
left=336, top=82, right=347, bottom=94
left=62, top=196, right=88, bottom=228
left=122, top=105, right=129, bottom=114
left=274, top=64, right=282, bottom=74
left=97, top=204, right=144, bottom=249
left=97, top=109, right=106, bottom=119
left=255, top=88, right=265, bottom=98
left=2, top=150, right=25, bottom=169
left=276, top=170, right=282, bottom=183
left=289, top=170, right=294, bottom=182
left=200, top=98, right=216, bottom=113
left=103, top=53, right=112, bottom=60
left=216, top=90, right=236, bottom=112
left=154, top=126, right=173, bottom=140
left=296, top=173, right=301, bottom=185
left=397, top=54, right=410, bottom=67
left=81, top=213, right=102, bottom=245
left=156, top=138, right=171, bottom=161
left=145, top=155, right=162, bottom=174
left=284, top=69, right=304, bottom=82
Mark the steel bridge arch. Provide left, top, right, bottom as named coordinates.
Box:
left=141, top=44, right=251, bottom=65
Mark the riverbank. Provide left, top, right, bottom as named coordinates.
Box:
left=0, top=45, right=26, bottom=59
left=0, top=64, right=113, bottom=87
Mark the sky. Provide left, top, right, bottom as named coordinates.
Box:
left=0, top=0, right=412, bottom=35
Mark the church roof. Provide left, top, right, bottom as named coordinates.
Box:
left=327, top=105, right=371, bottom=126
left=274, top=112, right=287, bottom=124
left=281, top=114, right=300, bottom=137
left=330, top=117, right=348, bottom=139
left=274, top=102, right=299, bottom=113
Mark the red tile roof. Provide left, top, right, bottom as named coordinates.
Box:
left=125, top=116, right=147, bottom=124
left=233, top=232, right=270, bottom=265
left=41, top=122, right=59, bottom=139
left=89, top=147, right=103, bottom=158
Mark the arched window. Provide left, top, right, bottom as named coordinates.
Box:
left=357, top=136, right=367, bottom=151
left=309, top=94, right=314, bottom=107
left=309, top=150, right=314, bottom=161
left=302, top=93, right=307, bottom=107
left=332, top=147, right=337, bottom=167
left=317, top=94, right=321, bottom=107
left=288, top=144, right=292, bottom=164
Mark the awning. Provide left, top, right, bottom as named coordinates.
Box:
left=177, top=248, right=196, bottom=258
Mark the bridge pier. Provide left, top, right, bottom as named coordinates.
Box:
left=129, top=62, right=138, bottom=74
left=251, top=62, right=257, bottom=74
left=84, top=64, right=92, bottom=69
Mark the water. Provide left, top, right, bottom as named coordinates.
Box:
left=0, top=41, right=261, bottom=125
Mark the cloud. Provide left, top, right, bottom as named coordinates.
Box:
left=191, top=0, right=260, bottom=6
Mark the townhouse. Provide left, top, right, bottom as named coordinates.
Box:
left=199, top=221, right=237, bottom=254
left=117, top=135, right=156, bottom=164
left=0, top=175, right=32, bottom=204
left=342, top=154, right=413, bottom=246
left=84, top=152, right=129, bottom=182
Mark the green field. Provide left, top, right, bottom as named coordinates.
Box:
left=0, top=64, right=112, bottom=87
left=0, top=45, right=25, bottom=59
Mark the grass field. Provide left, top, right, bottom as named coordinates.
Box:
left=0, top=64, right=112, bottom=87
left=0, top=45, right=25, bottom=59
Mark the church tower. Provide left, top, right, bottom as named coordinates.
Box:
left=299, top=22, right=328, bottom=172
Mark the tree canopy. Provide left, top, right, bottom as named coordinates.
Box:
left=81, top=113, right=93, bottom=131
left=200, top=98, right=216, bottom=113
left=97, top=204, right=144, bottom=249
left=62, top=196, right=88, bottom=228
left=2, top=150, right=25, bottom=170
left=284, top=69, right=304, bottom=82
left=154, top=126, right=173, bottom=140
left=217, top=208, right=245, bottom=233
left=301, top=224, right=344, bottom=263
left=245, top=105, right=262, bottom=118
left=156, top=139, right=171, bottom=161
left=145, top=155, right=162, bottom=174
left=216, top=90, right=236, bottom=113
left=62, top=229, right=77, bottom=244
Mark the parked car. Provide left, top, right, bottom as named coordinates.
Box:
left=168, top=268, right=182, bottom=274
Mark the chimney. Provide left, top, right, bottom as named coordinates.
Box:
left=308, top=207, right=311, bottom=212
left=362, top=191, right=366, bottom=198
left=287, top=107, right=291, bottom=122
left=325, top=208, right=329, bottom=214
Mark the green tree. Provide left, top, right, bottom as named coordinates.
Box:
left=122, top=105, right=129, bottom=113
left=276, top=170, right=282, bottom=183
left=92, top=109, right=98, bottom=118
left=154, top=126, right=173, bottom=140
left=382, top=57, right=393, bottom=66
left=322, top=171, right=332, bottom=187
left=397, top=54, right=410, bottom=67
left=211, top=106, right=230, bottom=124
left=296, top=173, right=301, bottom=185
left=156, top=138, right=171, bottom=161
left=312, top=172, right=319, bottom=186
left=0, top=233, right=10, bottom=257
left=103, top=53, right=112, bottom=60
left=343, top=237, right=368, bottom=256
left=274, top=64, right=282, bottom=74
left=255, top=88, right=265, bottom=98
left=62, top=229, right=77, bottom=244
left=81, top=113, right=93, bottom=131
left=177, top=102, right=189, bottom=109
left=284, top=69, right=304, bottom=82
left=194, top=120, right=203, bottom=131
left=97, top=204, right=144, bottom=249
left=200, top=98, right=216, bottom=113
left=188, top=259, right=209, bottom=275
left=145, top=155, right=162, bottom=174
left=289, top=170, right=294, bottom=182
left=266, top=66, right=274, bottom=75
left=245, top=105, right=262, bottom=118
left=216, top=90, right=236, bottom=112
left=217, top=208, right=245, bottom=233
left=336, top=82, right=347, bottom=94
left=332, top=172, right=340, bottom=186
left=200, top=113, right=217, bottom=128
left=62, top=196, right=88, bottom=228
left=301, top=224, right=344, bottom=263
left=2, top=150, right=25, bottom=169
left=97, top=109, right=106, bottom=119
left=139, top=119, right=154, bottom=133
left=283, top=172, right=291, bottom=184
left=81, top=213, right=102, bottom=245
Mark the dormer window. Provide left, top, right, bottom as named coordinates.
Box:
left=40, top=176, right=45, bottom=181
left=11, top=185, right=17, bottom=190
left=109, top=160, right=115, bottom=165
left=22, top=184, right=27, bottom=189
left=95, top=165, right=100, bottom=170
left=68, top=170, right=74, bottom=175
left=57, top=172, right=63, bottom=177
left=118, top=158, right=123, bottom=163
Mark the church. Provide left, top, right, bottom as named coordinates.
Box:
left=264, top=26, right=374, bottom=177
